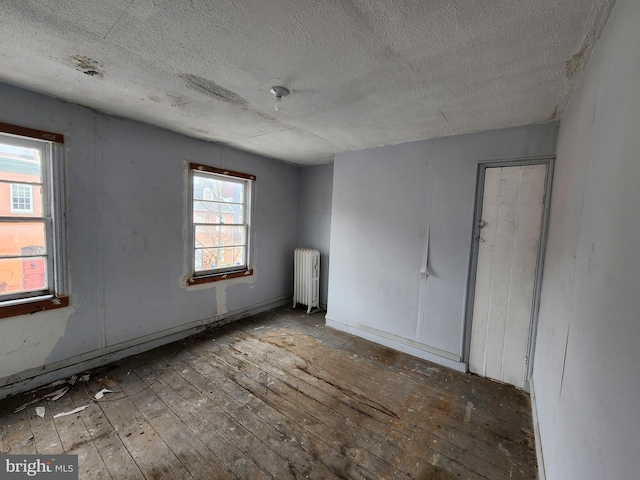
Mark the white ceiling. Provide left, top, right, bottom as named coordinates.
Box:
left=0, top=0, right=614, bottom=165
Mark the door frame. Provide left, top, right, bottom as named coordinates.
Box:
left=462, top=156, right=555, bottom=391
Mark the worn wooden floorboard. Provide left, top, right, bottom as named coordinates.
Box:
left=0, top=306, right=538, bottom=479
left=251, top=331, right=534, bottom=478
left=184, top=342, right=407, bottom=480
left=190, top=335, right=459, bottom=477
left=145, top=374, right=271, bottom=480
left=67, top=385, right=146, bottom=480
left=214, top=332, right=497, bottom=479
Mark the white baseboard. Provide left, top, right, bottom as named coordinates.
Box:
left=0, top=295, right=290, bottom=399
left=530, top=378, right=547, bottom=480
left=325, top=316, right=466, bottom=373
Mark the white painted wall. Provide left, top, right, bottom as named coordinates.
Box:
left=0, top=82, right=299, bottom=391
left=327, top=123, right=558, bottom=368
left=297, top=164, right=333, bottom=308
left=533, top=0, right=640, bottom=478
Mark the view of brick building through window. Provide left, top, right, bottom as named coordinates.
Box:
left=192, top=171, right=247, bottom=272
left=0, top=142, right=46, bottom=295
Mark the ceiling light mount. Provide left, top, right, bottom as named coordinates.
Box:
left=270, top=86, right=290, bottom=111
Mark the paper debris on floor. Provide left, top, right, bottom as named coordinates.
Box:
left=78, top=374, right=90, bottom=382
left=33, top=379, right=68, bottom=392
left=35, top=406, right=45, bottom=418
left=94, top=389, right=113, bottom=400
left=53, top=405, right=88, bottom=418
left=45, top=386, right=70, bottom=401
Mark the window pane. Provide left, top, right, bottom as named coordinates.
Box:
left=194, top=246, right=245, bottom=271
left=0, top=221, right=46, bottom=256
left=0, top=257, right=48, bottom=295
left=195, top=225, right=246, bottom=248
left=0, top=143, right=42, bottom=183
left=193, top=200, right=244, bottom=223
left=0, top=142, right=44, bottom=217
left=193, top=174, right=244, bottom=203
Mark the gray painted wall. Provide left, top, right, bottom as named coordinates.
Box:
left=0, top=82, right=299, bottom=387
left=533, top=0, right=640, bottom=478
left=327, top=123, right=558, bottom=367
left=297, top=164, right=333, bottom=308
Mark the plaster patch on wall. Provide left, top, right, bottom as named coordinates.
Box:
left=215, top=283, right=227, bottom=314
left=0, top=307, right=73, bottom=380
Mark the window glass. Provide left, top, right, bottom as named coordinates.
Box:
left=190, top=165, right=252, bottom=281
left=0, top=130, right=65, bottom=304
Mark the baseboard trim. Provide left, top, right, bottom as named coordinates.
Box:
left=530, top=378, right=547, bottom=480
left=325, top=316, right=466, bottom=373
left=0, top=295, right=290, bottom=399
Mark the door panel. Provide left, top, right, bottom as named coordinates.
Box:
left=469, top=164, right=546, bottom=388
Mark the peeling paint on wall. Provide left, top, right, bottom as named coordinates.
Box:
left=0, top=307, right=73, bottom=381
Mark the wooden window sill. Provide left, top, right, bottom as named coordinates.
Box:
left=188, top=269, right=253, bottom=286
left=0, top=296, right=70, bottom=319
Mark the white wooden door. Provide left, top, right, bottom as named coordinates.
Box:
left=469, top=164, right=547, bottom=388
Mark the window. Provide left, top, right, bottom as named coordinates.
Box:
left=188, top=163, right=254, bottom=285
left=0, top=122, right=68, bottom=316
left=10, top=184, right=33, bottom=213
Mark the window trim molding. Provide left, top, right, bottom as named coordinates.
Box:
left=189, top=163, right=256, bottom=181
left=188, top=163, right=255, bottom=286
left=0, top=122, right=67, bottom=317
left=0, top=295, right=69, bottom=319
left=0, top=122, right=64, bottom=144
left=187, top=268, right=254, bottom=285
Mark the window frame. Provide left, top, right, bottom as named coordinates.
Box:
left=0, top=122, right=68, bottom=317
left=187, top=163, right=254, bottom=285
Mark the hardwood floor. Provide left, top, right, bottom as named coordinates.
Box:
left=0, top=307, right=538, bottom=479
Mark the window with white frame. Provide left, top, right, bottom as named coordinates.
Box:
left=10, top=183, right=33, bottom=213
left=0, top=123, right=67, bottom=313
left=188, top=163, right=254, bottom=284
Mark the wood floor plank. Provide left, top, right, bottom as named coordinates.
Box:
left=68, top=382, right=146, bottom=480
left=184, top=343, right=476, bottom=478
left=187, top=341, right=407, bottom=480
left=175, top=352, right=344, bottom=480
left=0, top=307, right=538, bottom=479
left=51, top=389, right=113, bottom=479
left=161, top=367, right=299, bottom=480
left=1, top=409, right=37, bottom=454
left=228, top=332, right=508, bottom=479
left=92, top=365, right=195, bottom=480
left=26, top=402, right=63, bottom=455
left=255, top=330, right=535, bottom=475
left=147, top=374, right=271, bottom=480
left=121, top=365, right=236, bottom=480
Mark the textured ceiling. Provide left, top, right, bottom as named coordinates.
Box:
left=0, top=0, right=615, bottom=165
